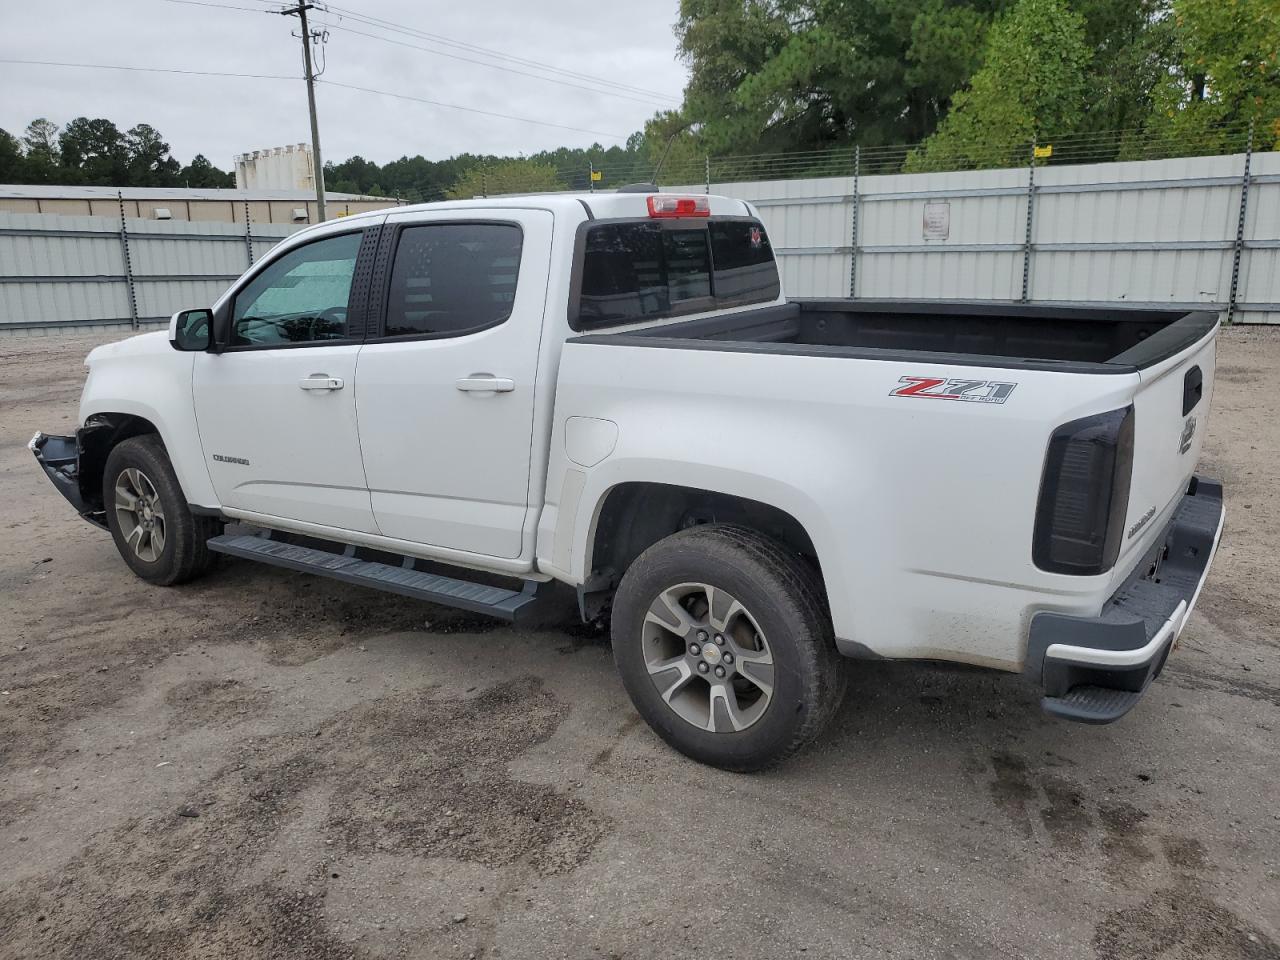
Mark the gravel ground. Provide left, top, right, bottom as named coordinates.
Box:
left=1, top=328, right=1277, bottom=960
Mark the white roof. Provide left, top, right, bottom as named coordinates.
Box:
left=0, top=184, right=388, bottom=202
left=378, top=190, right=754, bottom=220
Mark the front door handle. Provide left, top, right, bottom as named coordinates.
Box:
left=456, top=375, right=515, bottom=393
left=298, top=375, right=344, bottom=390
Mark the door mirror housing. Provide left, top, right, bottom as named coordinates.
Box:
left=170, top=308, right=213, bottom=351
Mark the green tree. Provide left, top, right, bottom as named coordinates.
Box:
left=179, top=154, right=235, bottom=188
left=1144, top=0, right=1280, bottom=153
left=665, top=0, right=1009, bottom=156
left=640, top=110, right=705, bottom=184
left=906, top=0, right=1091, bottom=171
left=58, top=117, right=130, bottom=184
left=0, top=128, right=25, bottom=182
left=325, top=154, right=382, bottom=193
left=21, top=118, right=61, bottom=181
left=125, top=123, right=181, bottom=186
left=445, top=159, right=566, bottom=199
left=23, top=118, right=59, bottom=162
left=1072, top=0, right=1175, bottom=138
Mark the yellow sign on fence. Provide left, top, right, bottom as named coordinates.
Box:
left=1034, top=144, right=1053, bottom=159
left=590, top=170, right=603, bottom=182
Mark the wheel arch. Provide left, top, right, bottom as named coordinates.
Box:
left=579, top=480, right=825, bottom=622
left=78, top=413, right=164, bottom=512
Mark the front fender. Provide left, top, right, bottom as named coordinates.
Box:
left=79, top=333, right=219, bottom=509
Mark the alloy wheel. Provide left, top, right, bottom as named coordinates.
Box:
left=114, top=467, right=166, bottom=562
left=641, top=582, right=775, bottom=733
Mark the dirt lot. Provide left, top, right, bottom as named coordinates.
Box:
left=1, top=328, right=1278, bottom=960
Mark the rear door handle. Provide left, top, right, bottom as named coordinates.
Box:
left=456, top=375, right=515, bottom=393
left=298, top=375, right=344, bottom=390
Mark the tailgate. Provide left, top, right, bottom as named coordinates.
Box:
left=1113, top=325, right=1218, bottom=577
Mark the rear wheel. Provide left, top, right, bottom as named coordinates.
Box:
left=103, top=435, right=220, bottom=585
left=611, top=524, right=846, bottom=771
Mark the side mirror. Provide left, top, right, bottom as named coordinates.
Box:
left=170, top=308, right=213, bottom=351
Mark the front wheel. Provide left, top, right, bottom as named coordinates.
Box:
left=103, top=435, right=220, bottom=586
left=611, top=524, right=846, bottom=771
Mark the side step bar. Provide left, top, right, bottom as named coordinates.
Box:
left=207, top=533, right=541, bottom=622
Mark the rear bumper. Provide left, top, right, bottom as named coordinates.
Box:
left=1025, top=475, right=1224, bottom=723
left=30, top=431, right=107, bottom=529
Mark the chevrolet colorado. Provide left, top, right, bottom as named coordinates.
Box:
left=32, top=190, right=1225, bottom=770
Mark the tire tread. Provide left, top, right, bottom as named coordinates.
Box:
left=103, top=434, right=220, bottom=586
left=612, top=523, right=846, bottom=771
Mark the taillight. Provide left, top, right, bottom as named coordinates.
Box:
left=646, top=195, right=710, bottom=218
left=1033, top=406, right=1135, bottom=575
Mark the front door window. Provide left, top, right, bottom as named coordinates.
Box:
left=231, top=232, right=362, bottom=346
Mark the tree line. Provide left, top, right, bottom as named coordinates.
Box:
left=0, top=114, right=649, bottom=199
left=650, top=0, right=1278, bottom=172
left=0, top=118, right=235, bottom=188
left=325, top=138, right=650, bottom=201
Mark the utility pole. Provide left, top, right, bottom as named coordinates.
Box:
left=280, top=1, right=327, bottom=222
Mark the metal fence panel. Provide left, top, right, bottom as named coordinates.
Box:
left=673, top=148, right=1278, bottom=322
left=0, top=276, right=131, bottom=326
left=1236, top=155, right=1280, bottom=324
left=129, top=236, right=247, bottom=278
left=132, top=279, right=240, bottom=322
left=3, top=149, right=1278, bottom=334
left=0, top=211, right=301, bottom=334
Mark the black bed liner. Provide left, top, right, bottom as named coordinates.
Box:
left=568, top=299, right=1219, bottom=374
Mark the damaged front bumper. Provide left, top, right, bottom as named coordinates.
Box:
left=30, top=431, right=107, bottom=529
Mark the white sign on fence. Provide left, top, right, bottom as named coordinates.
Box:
left=922, top=201, right=950, bottom=240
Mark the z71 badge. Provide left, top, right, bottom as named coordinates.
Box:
left=890, top=376, right=1017, bottom=404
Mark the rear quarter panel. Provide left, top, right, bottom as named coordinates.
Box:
left=542, top=341, right=1147, bottom=670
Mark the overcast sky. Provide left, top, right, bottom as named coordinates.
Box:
left=0, top=0, right=688, bottom=169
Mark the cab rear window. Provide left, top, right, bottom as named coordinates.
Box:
left=574, top=218, right=779, bottom=330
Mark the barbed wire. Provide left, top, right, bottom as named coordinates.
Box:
left=382, top=121, right=1261, bottom=205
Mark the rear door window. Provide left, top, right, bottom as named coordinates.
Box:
left=383, top=222, right=523, bottom=339
left=575, top=218, right=778, bottom=329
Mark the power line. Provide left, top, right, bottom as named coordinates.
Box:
left=0, top=57, right=295, bottom=81
left=319, top=79, right=627, bottom=140
left=320, top=2, right=679, bottom=103
left=0, top=58, right=628, bottom=140
left=159, top=0, right=678, bottom=104
left=159, top=0, right=278, bottom=13
left=314, top=20, right=667, bottom=107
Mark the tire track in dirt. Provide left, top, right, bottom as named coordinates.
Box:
left=0, top=678, right=610, bottom=959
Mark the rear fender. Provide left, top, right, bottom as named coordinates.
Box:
left=546, top=456, right=844, bottom=633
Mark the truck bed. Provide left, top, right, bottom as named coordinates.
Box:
left=572, top=300, right=1219, bottom=373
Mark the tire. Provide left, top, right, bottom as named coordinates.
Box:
left=102, top=435, right=221, bottom=586
left=611, top=524, right=846, bottom=772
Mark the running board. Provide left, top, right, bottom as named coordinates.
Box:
left=207, top=533, right=540, bottom=621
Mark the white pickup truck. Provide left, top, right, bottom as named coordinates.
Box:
left=33, top=189, right=1224, bottom=770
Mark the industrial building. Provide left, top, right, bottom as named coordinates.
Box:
left=0, top=184, right=397, bottom=224
left=234, top=143, right=317, bottom=192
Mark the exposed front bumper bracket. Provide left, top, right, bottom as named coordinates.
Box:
left=30, top=430, right=108, bottom=529
left=1026, top=475, right=1225, bottom=724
